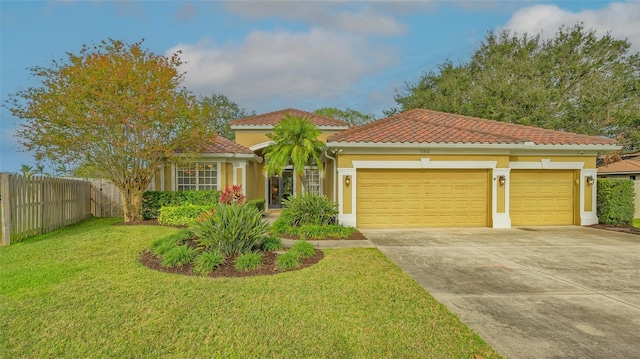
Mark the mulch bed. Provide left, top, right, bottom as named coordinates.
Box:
left=587, top=223, right=640, bottom=236
left=139, top=249, right=324, bottom=278
left=119, top=218, right=351, bottom=277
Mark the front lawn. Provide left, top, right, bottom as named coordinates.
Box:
left=633, top=218, right=640, bottom=228
left=0, top=218, right=500, bottom=358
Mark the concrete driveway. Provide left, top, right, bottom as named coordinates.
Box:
left=363, top=226, right=640, bottom=359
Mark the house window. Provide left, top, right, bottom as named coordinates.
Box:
left=177, top=162, right=217, bottom=191
left=304, top=167, right=320, bottom=196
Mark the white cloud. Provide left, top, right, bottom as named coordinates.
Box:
left=224, top=1, right=407, bottom=36
left=168, top=28, right=398, bottom=109
left=501, top=2, right=640, bottom=52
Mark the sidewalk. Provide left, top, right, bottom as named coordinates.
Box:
left=281, top=238, right=374, bottom=248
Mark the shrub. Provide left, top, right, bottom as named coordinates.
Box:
left=220, top=185, right=246, bottom=205
left=234, top=252, right=264, bottom=271
left=270, top=211, right=296, bottom=236
left=158, top=204, right=212, bottom=226
left=282, top=193, right=338, bottom=226
left=295, top=224, right=357, bottom=240
left=161, top=245, right=197, bottom=268
left=150, top=229, right=193, bottom=256
left=191, top=203, right=270, bottom=257
left=290, top=240, right=316, bottom=259
left=247, top=198, right=266, bottom=213
left=193, top=250, right=225, bottom=275
left=597, top=178, right=635, bottom=225
left=276, top=251, right=302, bottom=271
left=261, top=235, right=284, bottom=251
left=142, top=190, right=219, bottom=219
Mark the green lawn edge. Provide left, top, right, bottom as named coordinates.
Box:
left=0, top=218, right=501, bottom=358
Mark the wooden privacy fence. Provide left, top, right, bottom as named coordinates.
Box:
left=1, top=174, right=123, bottom=245
left=634, top=180, right=640, bottom=219
left=89, top=179, right=123, bottom=218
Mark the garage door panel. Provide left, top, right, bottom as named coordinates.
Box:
left=356, top=169, right=488, bottom=228
left=510, top=170, right=574, bottom=226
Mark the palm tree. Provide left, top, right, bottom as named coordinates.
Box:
left=263, top=115, right=324, bottom=193
left=20, top=164, right=34, bottom=177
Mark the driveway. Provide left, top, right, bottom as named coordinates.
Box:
left=363, top=226, right=640, bottom=359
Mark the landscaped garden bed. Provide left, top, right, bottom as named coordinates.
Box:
left=139, top=247, right=323, bottom=278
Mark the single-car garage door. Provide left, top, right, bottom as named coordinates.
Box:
left=510, top=170, right=575, bottom=226
left=356, top=169, right=489, bottom=228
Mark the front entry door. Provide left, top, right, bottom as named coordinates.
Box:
left=269, top=169, right=294, bottom=208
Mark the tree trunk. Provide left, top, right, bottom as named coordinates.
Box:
left=299, top=174, right=309, bottom=194
left=119, top=185, right=145, bottom=223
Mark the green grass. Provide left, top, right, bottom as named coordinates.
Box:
left=633, top=218, right=640, bottom=228
left=0, top=218, right=501, bottom=358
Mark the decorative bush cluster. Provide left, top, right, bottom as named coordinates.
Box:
left=282, top=193, right=338, bottom=226
left=271, top=194, right=356, bottom=239
left=147, top=190, right=334, bottom=276
left=143, top=190, right=219, bottom=219
left=597, top=178, right=635, bottom=225
left=192, top=203, right=271, bottom=257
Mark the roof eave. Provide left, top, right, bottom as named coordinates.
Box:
left=231, top=125, right=349, bottom=131
left=326, top=141, right=622, bottom=152
left=597, top=170, right=640, bottom=174
left=177, top=152, right=262, bottom=162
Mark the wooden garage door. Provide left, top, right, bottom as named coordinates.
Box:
left=356, top=169, right=489, bottom=228
left=510, top=170, right=575, bottom=226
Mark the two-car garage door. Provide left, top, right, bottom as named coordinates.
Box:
left=355, top=169, right=576, bottom=228
left=356, top=169, right=489, bottom=228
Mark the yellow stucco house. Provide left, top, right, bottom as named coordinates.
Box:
left=151, top=108, right=620, bottom=229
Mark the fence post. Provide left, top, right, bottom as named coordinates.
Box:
left=2, top=174, right=12, bottom=246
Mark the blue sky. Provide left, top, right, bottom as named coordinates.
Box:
left=1, top=1, right=639, bottom=173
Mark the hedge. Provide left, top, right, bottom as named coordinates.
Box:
left=142, top=190, right=219, bottom=219
left=597, top=178, right=635, bottom=226
left=157, top=204, right=213, bottom=226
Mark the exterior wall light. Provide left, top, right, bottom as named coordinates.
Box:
left=345, top=175, right=351, bottom=186
left=586, top=175, right=595, bottom=185
left=498, top=175, right=506, bottom=186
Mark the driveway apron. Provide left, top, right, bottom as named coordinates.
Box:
left=363, top=226, right=640, bottom=359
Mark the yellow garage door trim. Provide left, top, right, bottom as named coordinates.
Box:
left=510, top=170, right=575, bottom=226
left=356, top=169, right=489, bottom=228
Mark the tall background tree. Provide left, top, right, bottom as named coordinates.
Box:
left=197, top=93, right=254, bottom=139
left=263, top=115, right=324, bottom=192
left=314, top=107, right=376, bottom=126
left=7, top=39, right=210, bottom=222
left=392, top=24, right=640, bottom=152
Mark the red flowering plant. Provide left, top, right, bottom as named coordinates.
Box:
left=220, top=185, right=246, bottom=205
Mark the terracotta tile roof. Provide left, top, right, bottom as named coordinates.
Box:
left=327, top=109, right=619, bottom=146
left=229, top=108, right=349, bottom=127
left=197, top=135, right=254, bottom=155
left=598, top=158, right=640, bottom=174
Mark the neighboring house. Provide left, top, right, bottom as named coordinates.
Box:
left=151, top=108, right=620, bottom=229
left=597, top=152, right=640, bottom=218
left=597, top=152, right=640, bottom=180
